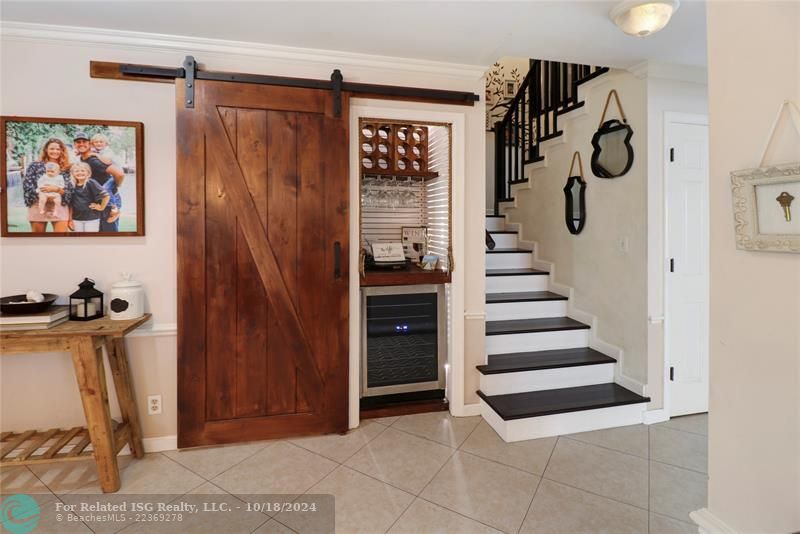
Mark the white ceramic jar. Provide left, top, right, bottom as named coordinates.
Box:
left=109, top=273, right=145, bottom=320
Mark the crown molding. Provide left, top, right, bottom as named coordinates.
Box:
left=629, top=60, right=707, bottom=84
left=0, top=21, right=487, bottom=82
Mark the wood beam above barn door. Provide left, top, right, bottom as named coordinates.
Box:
left=89, top=56, right=480, bottom=111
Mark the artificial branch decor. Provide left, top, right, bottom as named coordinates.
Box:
left=485, top=61, right=522, bottom=130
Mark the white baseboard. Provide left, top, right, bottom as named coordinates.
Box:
left=690, top=508, right=738, bottom=534
left=118, top=435, right=176, bottom=455
left=643, top=409, right=670, bottom=425
left=141, top=435, right=178, bottom=453
left=457, top=403, right=482, bottom=417
left=127, top=323, right=177, bottom=338
left=614, top=371, right=646, bottom=397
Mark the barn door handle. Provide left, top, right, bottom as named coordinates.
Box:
left=334, top=241, right=342, bottom=279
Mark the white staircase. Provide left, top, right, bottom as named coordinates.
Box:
left=479, top=215, right=649, bottom=442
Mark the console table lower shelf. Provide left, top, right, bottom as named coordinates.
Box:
left=0, top=314, right=151, bottom=493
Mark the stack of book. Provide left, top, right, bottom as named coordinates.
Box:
left=0, top=305, right=69, bottom=331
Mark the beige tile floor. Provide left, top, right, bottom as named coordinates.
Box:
left=0, top=412, right=708, bottom=534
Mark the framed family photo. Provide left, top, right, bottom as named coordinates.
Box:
left=1, top=116, right=144, bottom=236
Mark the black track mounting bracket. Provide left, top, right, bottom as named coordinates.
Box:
left=184, top=56, right=197, bottom=109
left=331, top=69, right=343, bottom=118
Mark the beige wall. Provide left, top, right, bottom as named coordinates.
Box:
left=0, top=28, right=486, bottom=440
left=706, top=2, right=800, bottom=533
left=503, top=70, right=650, bottom=386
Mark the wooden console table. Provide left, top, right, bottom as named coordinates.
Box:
left=0, top=314, right=151, bottom=493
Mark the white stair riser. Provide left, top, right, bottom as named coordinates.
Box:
left=486, top=252, right=532, bottom=269
left=488, top=233, right=518, bottom=248
left=486, top=329, right=589, bottom=355
left=480, top=400, right=645, bottom=442
left=479, top=363, right=614, bottom=396
left=486, top=275, right=548, bottom=293
left=486, top=217, right=506, bottom=231
left=486, top=300, right=567, bottom=321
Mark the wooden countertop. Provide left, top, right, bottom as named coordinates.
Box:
left=0, top=314, right=152, bottom=339
left=360, top=264, right=451, bottom=287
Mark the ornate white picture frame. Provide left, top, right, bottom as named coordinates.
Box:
left=731, top=162, right=800, bottom=253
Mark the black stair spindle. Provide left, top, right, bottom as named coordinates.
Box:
left=506, top=116, right=512, bottom=197
left=534, top=61, right=542, bottom=160
left=522, top=83, right=528, bottom=164
left=494, top=121, right=504, bottom=215
left=528, top=68, right=535, bottom=159
left=543, top=61, right=550, bottom=138
left=551, top=61, right=559, bottom=135
left=514, top=105, right=520, bottom=186
left=571, top=64, right=578, bottom=104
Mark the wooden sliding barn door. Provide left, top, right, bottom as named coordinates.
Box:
left=176, top=80, right=349, bottom=448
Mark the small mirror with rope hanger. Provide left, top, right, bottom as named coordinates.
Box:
left=564, top=151, right=587, bottom=235
left=591, top=89, right=634, bottom=178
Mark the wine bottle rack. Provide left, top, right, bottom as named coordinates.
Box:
left=360, top=122, right=437, bottom=178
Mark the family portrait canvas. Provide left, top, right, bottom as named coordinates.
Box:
left=1, top=117, right=144, bottom=236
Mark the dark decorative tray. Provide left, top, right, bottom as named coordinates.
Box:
left=0, top=294, right=59, bottom=315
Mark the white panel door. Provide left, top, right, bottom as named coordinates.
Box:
left=666, top=119, right=709, bottom=416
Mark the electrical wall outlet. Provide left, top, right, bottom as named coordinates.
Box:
left=147, top=395, right=162, bottom=415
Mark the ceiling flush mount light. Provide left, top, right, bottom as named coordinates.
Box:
left=610, top=0, right=680, bottom=37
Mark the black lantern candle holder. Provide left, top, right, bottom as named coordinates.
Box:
left=70, top=278, right=104, bottom=321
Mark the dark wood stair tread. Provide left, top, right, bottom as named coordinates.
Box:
left=486, top=248, right=531, bottom=254
left=485, top=317, right=589, bottom=336
left=486, top=268, right=548, bottom=277
left=486, top=291, right=566, bottom=304
left=488, top=230, right=518, bottom=234
left=477, top=347, right=615, bottom=375
left=524, top=155, right=545, bottom=165
left=497, top=197, right=515, bottom=203
left=486, top=215, right=506, bottom=218
left=477, top=383, right=649, bottom=420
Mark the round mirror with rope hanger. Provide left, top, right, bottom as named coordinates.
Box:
left=591, top=89, right=634, bottom=178
left=564, top=151, right=587, bottom=235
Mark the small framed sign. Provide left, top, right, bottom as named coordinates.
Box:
left=503, top=79, right=517, bottom=98
left=402, top=226, right=428, bottom=263
left=371, top=241, right=406, bottom=262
